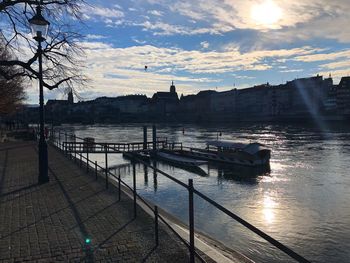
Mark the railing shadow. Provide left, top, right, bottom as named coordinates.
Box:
left=0, top=183, right=38, bottom=198
left=0, top=188, right=106, bottom=241
left=95, top=218, right=134, bottom=250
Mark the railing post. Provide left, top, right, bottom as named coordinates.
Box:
left=118, top=173, right=121, bottom=201
left=64, top=133, right=67, bottom=155
left=152, top=125, right=156, bottom=150
left=58, top=130, right=61, bottom=149
left=74, top=135, right=77, bottom=162
left=95, top=161, right=98, bottom=181
left=133, top=162, right=137, bottom=218
left=86, top=146, right=89, bottom=173
left=188, top=179, right=195, bottom=263
left=69, top=142, right=73, bottom=160
left=153, top=160, right=157, bottom=192
left=80, top=153, right=82, bottom=167
left=105, top=145, right=108, bottom=189
left=143, top=126, right=148, bottom=150
left=154, top=206, right=159, bottom=246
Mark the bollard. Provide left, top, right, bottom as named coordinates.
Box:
left=154, top=206, right=159, bottom=246
left=118, top=173, right=121, bottom=201
left=95, top=161, right=98, bottom=181
left=133, top=162, right=137, bottom=218
left=105, top=145, right=108, bottom=189
left=188, top=179, right=195, bottom=263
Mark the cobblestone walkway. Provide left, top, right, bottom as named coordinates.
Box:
left=0, top=142, right=190, bottom=262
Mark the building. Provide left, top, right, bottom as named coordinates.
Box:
left=45, top=90, right=74, bottom=123
left=337, top=77, right=350, bottom=114
left=210, top=89, right=238, bottom=121
left=151, top=81, right=179, bottom=119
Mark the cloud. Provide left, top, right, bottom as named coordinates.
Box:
left=294, top=49, right=350, bottom=62
left=200, top=41, right=209, bottom=49
left=80, top=4, right=125, bottom=20
left=73, top=41, right=334, bottom=100
left=86, top=34, right=108, bottom=40
left=142, top=0, right=350, bottom=43
left=148, top=10, right=164, bottom=16
left=138, top=21, right=223, bottom=36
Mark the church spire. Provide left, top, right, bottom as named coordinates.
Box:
left=170, top=80, right=176, bottom=93
left=67, top=88, right=74, bottom=104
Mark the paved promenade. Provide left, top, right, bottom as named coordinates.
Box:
left=0, top=141, right=190, bottom=262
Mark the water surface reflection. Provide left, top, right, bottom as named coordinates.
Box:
left=64, top=123, right=350, bottom=263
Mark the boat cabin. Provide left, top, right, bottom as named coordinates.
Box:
left=206, top=140, right=270, bottom=158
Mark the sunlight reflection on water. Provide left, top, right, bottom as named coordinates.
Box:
left=63, top=122, right=350, bottom=263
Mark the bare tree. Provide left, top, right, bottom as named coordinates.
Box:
left=0, top=45, right=25, bottom=114
left=0, top=0, right=87, bottom=91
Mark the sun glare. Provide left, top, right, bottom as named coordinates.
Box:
left=251, top=0, right=282, bottom=28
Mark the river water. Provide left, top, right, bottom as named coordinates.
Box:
left=61, top=123, right=350, bottom=263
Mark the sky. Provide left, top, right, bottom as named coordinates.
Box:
left=28, top=0, right=350, bottom=103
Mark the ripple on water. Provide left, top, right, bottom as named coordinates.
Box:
left=68, top=123, right=350, bottom=263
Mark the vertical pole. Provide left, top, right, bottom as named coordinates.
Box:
left=188, top=179, right=195, bottom=263
left=105, top=145, right=108, bottom=189
left=37, top=37, right=49, bottom=184
left=58, top=130, right=61, bottom=149
left=74, top=135, right=77, bottom=162
left=153, top=160, right=157, bottom=192
left=154, top=206, right=159, bottom=246
left=152, top=125, right=157, bottom=150
left=64, top=133, right=67, bottom=155
left=118, top=173, right=121, bottom=201
left=95, top=161, right=98, bottom=181
left=143, top=126, right=147, bottom=150
left=133, top=162, right=137, bottom=218
left=80, top=152, right=82, bottom=167
left=86, top=146, right=89, bottom=173
left=144, top=164, right=148, bottom=186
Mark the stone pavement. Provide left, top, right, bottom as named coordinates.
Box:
left=0, top=142, right=191, bottom=262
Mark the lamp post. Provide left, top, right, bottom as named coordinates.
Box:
left=29, top=6, right=50, bottom=184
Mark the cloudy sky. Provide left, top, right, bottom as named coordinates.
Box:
left=35, top=0, right=350, bottom=102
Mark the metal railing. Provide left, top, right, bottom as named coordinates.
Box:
left=59, top=137, right=167, bottom=154
left=51, top=130, right=206, bottom=262
left=51, top=130, right=311, bottom=263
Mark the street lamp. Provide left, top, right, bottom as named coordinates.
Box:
left=29, top=6, right=50, bottom=184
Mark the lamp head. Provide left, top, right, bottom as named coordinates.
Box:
left=28, top=6, right=50, bottom=41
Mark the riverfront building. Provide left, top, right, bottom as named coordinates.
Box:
left=20, top=76, right=350, bottom=124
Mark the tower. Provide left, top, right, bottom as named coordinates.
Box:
left=170, top=81, right=176, bottom=93
left=67, top=89, right=74, bottom=104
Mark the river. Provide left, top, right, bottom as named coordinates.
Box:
left=60, top=122, right=350, bottom=263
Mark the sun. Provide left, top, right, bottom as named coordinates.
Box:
left=251, top=0, right=282, bottom=28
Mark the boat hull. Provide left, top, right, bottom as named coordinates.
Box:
left=178, top=149, right=270, bottom=167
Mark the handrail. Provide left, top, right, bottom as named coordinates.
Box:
left=104, top=144, right=310, bottom=262
left=53, top=133, right=205, bottom=262
left=53, top=130, right=310, bottom=263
